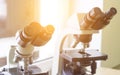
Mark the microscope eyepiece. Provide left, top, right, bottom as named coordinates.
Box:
left=80, top=7, right=117, bottom=30
left=16, top=22, right=42, bottom=47
left=45, top=24, right=55, bottom=34
left=80, top=7, right=105, bottom=30
left=103, top=7, right=117, bottom=25
left=24, top=22, right=42, bottom=37
left=31, top=24, right=55, bottom=46
left=105, top=7, right=117, bottom=19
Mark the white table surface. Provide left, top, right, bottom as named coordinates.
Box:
left=95, top=67, right=120, bottom=75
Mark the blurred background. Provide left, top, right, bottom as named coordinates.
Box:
left=0, top=0, right=120, bottom=70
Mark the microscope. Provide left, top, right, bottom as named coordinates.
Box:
left=58, top=7, right=117, bottom=75
left=0, top=22, right=54, bottom=75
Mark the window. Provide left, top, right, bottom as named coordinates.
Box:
left=38, top=0, right=70, bottom=60
left=0, top=0, right=7, bottom=37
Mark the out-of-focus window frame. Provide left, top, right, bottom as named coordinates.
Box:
left=0, top=0, right=7, bottom=37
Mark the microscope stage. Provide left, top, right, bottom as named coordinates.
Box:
left=61, top=49, right=108, bottom=62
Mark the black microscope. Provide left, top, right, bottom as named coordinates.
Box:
left=58, top=7, right=117, bottom=75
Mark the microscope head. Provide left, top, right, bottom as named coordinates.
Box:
left=12, top=22, right=55, bottom=74
left=68, top=7, right=117, bottom=49
left=80, top=7, right=117, bottom=30
left=16, top=22, right=55, bottom=48
left=14, top=22, right=55, bottom=62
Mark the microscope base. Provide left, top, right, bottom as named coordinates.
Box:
left=60, top=49, right=108, bottom=75
left=0, top=67, right=49, bottom=75
left=8, top=67, right=48, bottom=75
